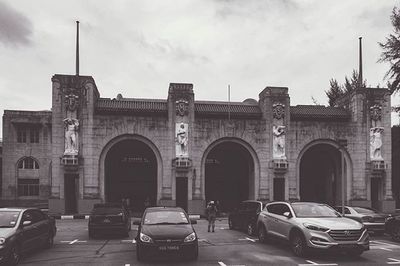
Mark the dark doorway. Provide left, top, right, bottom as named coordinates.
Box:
left=371, top=178, right=381, bottom=210
left=65, top=174, right=78, bottom=214
left=176, top=177, right=188, bottom=212
left=205, top=142, right=253, bottom=212
left=300, top=144, right=341, bottom=206
left=273, top=178, right=285, bottom=201
left=105, top=139, right=157, bottom=213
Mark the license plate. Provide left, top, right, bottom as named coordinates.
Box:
left=159, top=246, right=179, bottom=251
left=103, top=219, right=110, bottom=223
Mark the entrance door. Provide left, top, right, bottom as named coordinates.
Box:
left=65, top=174, right=78, bottom=214
left=176, top=177, right=188, bottom=212
left=371, top=178, right=380, bottom=210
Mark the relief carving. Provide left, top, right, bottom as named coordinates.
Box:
left=176, top=99, right=189, bottom=116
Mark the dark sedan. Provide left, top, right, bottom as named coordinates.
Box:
left=88, top=203, right=131, bottom=238
left=0, top=208, right=56, bottom=265
left=385, top=212, right=400, bottom=242
left=228, top=200, right=264, bottom=236
left=334, top=206, right=387, bottom=235
left=135, top=207, right=198, bottom=261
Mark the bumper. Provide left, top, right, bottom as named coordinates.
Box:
left=305, top=229, right=369, bottom=251
left=89, top=223, right=127, bottom=232
left=364, top=223, right=385, bottom=233
left=137, top=240, right=198, bottom=259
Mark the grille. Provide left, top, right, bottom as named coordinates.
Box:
left=328, top=229, right=363, bottom=241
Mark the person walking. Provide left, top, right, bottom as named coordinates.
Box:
left=206, top=201, right=218, bottom=232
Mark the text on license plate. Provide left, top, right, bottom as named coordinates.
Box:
left=103, top=219, right=110, bottom=223
left=159, top=246, right=179, bottom=251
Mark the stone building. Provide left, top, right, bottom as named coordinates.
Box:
left=1, top=74, right=395, bottom=214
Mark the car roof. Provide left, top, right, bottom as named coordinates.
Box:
left=242, top=200, right=263, bottom=203
left=0, top=207, right=31, bottom=212
left=145, top=207, right=186, bottom=212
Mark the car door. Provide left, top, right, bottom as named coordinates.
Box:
left=244, top=202, right=258, bottom=228
left=32, top=210, right=49, bottom=245
left=272, top=204, right=293, bottom=239
left=20, top=210, right=38, bottom=252
left=263, top=204, right=280, bottom=237
left=232, top=202, right=245, bottom=229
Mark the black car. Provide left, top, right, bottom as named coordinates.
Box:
left=385, top=212, right=400, bottom=242
left=228, top=200, right=264, bottom=236
left=135, top=207, right=198, bottom=261
left=88, top=203, right=131, bottom=238
left=0, top=208, right=57, bottom=265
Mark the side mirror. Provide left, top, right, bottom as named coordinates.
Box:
left=190, top=219, right=197, bottom=224
left=283, top=212, right=292, bottom=218
left=23, top=220, right=32, bottom=226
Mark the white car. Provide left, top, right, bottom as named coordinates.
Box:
left=257, top=202, right=369, bottom=257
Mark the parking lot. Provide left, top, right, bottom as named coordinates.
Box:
left=18, top=218, right=400, bottom=266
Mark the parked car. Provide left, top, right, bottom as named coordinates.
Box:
left=385, top=212, right=400, bottom=242
left=257, top=202, right=369, bottom=257
left=333, top=206, right=387, bottom=235
left=228, top=200, right=264, bottom=236
left=0, top=207, right=57, bottom=265
left=135, top=207, right=198, bottom=261
left=88, top=203, right=131, bottom=238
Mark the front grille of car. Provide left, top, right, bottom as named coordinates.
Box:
left=154, top=239, right=183, bottom=244
left=328, top=229, right=363, bottom=241
left=372, top=218, right=385, bottom=223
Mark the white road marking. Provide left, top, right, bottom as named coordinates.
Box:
left=121, top=239, right=136, bottom=244
left=371, top=241, right=400, bottom=248
left=218, top=262, right=227, bottom=266
left=238, top=237, right=257, bottom=242
left=298, top=260, right=338, bottom=266
left=60, top=239, right=87, bottom=245
left=125, top=264, right=130, bottom=266
left=388, top=258, right=400, bottom=265
left=380, top=247, right=394, bottom=251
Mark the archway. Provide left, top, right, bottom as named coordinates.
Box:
left=299, top=143, right=343, bottom=206
left=104, top=138, right=157, bottom=212
left=204, top=141, right=255, bottom=212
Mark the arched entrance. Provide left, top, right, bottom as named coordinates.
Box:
left=104, top=138, right=157, bottom=212
left=204, top=140, right=255, bottom=212
left=299, top=142, right=346, bottom=206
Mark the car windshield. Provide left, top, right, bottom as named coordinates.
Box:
left=292, top=204, right=340, bottom=218
left=143, top=211, right=189, bottom=225
left=353, top=207, right=378, bottom=214
left=92, top=207, right=123, bottom=215
left=0, top=211, right=21, bottom=228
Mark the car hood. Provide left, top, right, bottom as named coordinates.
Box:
left=296, top=217, right=363, bottom=230
left=141, top=224, right=194, bottom=239
left=0, top=228, right=16, bottom=238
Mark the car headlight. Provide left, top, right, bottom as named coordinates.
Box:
left=303, top=223, right=329, bottom=232
left=361, top=216, right=372, bottom=222
left=184, top=232, right=196, bottom=242
left=139, top=232, right=153, bottom=243
left=0, top=238, right=5, bottom=245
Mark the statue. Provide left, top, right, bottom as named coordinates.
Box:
left=176, top=122, right=188, bottom=157
left=273, top=125, right=286, bottom=159
left=370, top=127, right=384, bottom=161
left=64, top=118, right=79, bottom=155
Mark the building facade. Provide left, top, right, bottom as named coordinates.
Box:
left=1, top=74, right=395, bottom=214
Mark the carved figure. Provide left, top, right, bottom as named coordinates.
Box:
left=273, top=125, right=286, bottom=159
left=370, top=127, right=384, bottom=161
left=64, top=118, right=79, bottom=155
left=176, top=122, right=188, bottom=157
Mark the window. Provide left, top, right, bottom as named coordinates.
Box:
left=29, top=129, right=39, bottom=143
left=18, top=179, right=39, bottom=196
left=18, top=157, right=39, bottom=169
left=17, top=129, right=27, bottom=143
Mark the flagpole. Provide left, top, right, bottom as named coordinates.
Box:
left=76, top=21, right=80, bottom=76
left=228, top=85, right=231, bottom=121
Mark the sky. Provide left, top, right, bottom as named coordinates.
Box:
left=1, top=0, right=400, bottom=138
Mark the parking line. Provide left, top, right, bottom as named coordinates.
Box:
left=371, top=241, right=400, bottom=248
left=121, top=239, right=136, bottom=244
left=298, top=260, right=338, bottom=266
left=218, top=262, right=227, bottom=266
left=60, top=239, right=87, bottom=245
left=238, top=237, right=257, bottom=242
left=380, top=247, right=393, bottom=251
left=388, top=258, right=400, bottom=265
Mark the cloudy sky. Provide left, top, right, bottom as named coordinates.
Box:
left=0, top=0, right=399, bottom=137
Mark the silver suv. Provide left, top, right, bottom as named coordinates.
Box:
left=257, top=202, right=369, bottom=257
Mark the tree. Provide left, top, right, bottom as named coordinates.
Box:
left=379, top=6, right=400, bottom=94
left=326, top=79, right=343, bottom=107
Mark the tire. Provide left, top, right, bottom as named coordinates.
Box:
left=258, top=225, right=267, bottom=243
left=44, top=232, right=54, bottom=249
left=7, top=245, right=20, bottom=266
left=290, top=232, right=308, bottom=257
left=390, top=224, right=400, bottom=242
left=228, top=218, right=234, bottom=230
left=247, top=223, right=255, bottom=236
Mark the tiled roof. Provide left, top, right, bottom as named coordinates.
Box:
left=290, top=105, right=350, bottom=120
left=96, top=98, right=167, bottom=114
left=195, top=101, right=261, bottom=118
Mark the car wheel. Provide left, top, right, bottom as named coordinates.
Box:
left=258, top=225, right=267, bottom=243
left=391, top=223, right=400, bottom=242
left=44, top=232, right=54, bottom=249
left=8, top=245, right=20, bottom=266
left=290, top=232, right=308, bottom=257
left=228, top=218, right=234, bottom=230
left=247, top=223, right=255, bottom=236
